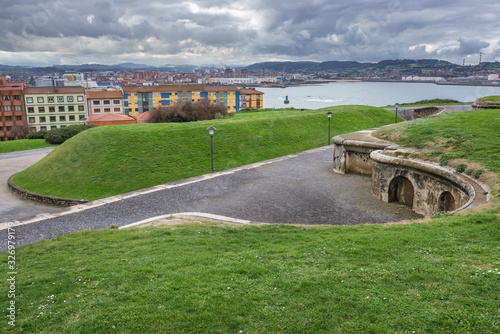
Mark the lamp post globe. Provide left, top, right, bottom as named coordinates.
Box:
left=207, top=126, right=216, bottom=173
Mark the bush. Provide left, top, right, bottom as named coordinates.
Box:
left=45, top=124, right=95, bottom=144
left=466, top=168, right=474, bottom=176
left=474, top=169, right=485, bottom=179
left=456, top=164, right=467, bottom=173
left=27, top=130, right=48, bottom=140
left=148, top=100, right=229, bottom=123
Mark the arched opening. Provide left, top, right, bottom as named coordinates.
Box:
left=438, top=191, right=456, bottom=212
left=388, top=176, right=414, bottom=208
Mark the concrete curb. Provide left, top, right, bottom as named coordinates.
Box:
left=119, top=212, right=254, bottom=229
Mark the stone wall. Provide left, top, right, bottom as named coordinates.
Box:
left=370, top=151, right=473, bottom=216
left=8, top=175, right=88, bottom=206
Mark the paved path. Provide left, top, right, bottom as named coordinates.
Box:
left=0, top=146, right=421, bottom=251
left=385, top=105, right=473, bottom=121
left=0, top=147, right=67, bottom=224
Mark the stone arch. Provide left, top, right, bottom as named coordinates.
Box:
left=438, top=191, right=456, bottom=212
left=388, top=176, right=414, bottom=208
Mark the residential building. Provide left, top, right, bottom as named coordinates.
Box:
left=87, top=89, right=124, bottom=116
left=203, top=86, right=239, bottom=112
left=24, top=86, right=86, bottom=131
left=0, top=76, right=27, bottom=141
left=238, top=88, right=264, bottom=110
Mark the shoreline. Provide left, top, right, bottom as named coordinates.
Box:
left=246, top=79, right=500, bottom=88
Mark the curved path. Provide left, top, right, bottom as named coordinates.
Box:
left=0, top=146, right=422, bottom=251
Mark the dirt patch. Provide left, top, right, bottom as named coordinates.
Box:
left=133, top=215, right=257, bottom=228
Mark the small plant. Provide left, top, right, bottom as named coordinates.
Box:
left=27, top=130, right=47, bottom=139
left=440, top=155, right=449, bottom=166
left=474, top=169, right=485, bottom=179
left=466, top=168, right=474, bottom=176
left=456, top=164, right=467, bottom=173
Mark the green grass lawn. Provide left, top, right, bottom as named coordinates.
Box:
left=13, top=106, right=401, bottom=200
left=0, top=139, right=55, bottom=154
left=1, top=214, right=498, bottom=333
left=476, top=95, right=500, bottom=104
left=384, top=99, right=466, bottom=108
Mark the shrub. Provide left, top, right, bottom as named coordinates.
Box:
left=27, top=130, right=48, bottom=139
left=45, top=124, right=95, bottom=144
left=148, top=100, right=229, bottom=123
left=440, top=155, right=449, bottom=166
left=474, top=169, right=485, bottom=179
left=456, top=164, right=467, bottom=173
left=466, top=168, right=474, bottom=176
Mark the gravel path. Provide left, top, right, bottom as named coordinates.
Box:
left=0, top=146, right=421, bottom=251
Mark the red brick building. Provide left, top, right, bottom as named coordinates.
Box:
left=0, top=76, right=27, bottom=141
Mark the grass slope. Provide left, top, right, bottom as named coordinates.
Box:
left=13, top=106, right=399, bottom=200
left=0, top=139, right=55, bottom=154
left=1, top=214, right=499, bottom=333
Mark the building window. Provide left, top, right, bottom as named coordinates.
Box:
left=60, top=125, right=66, bottom=128
left=67, top=96, right=74, bottom=102
left=50, top=116, right=56, bottom=122
left=40, top=126, right=47, bottom=131
left=2, top=95, right=10, bottom=101
left=28, top=107, right=34, bottom=113
left=13, top=95, right=20, bottom=101
left=26, top=97, right=33, bottom=103
left=37, top=97, right=44, bottom=103
left=103, top=100, right=110, bottom=105
left=48, top=97, right=54, bottom=103
left=5, top=116, right=12, bottom=121
left=57, top=96, right=64, bottom=102
left=4, top=106, right=11, bottom=111
left=104, top=108, right=111, bottom=112
left=69, top=115, right=75, bottom=121
left=94, top=108, right=101, bottom=113
left=49, top=106, right=55, bottom=112
left=78, top=105, right=84, bottom=111
left=59, top=106, right=65, bottom=112
left=113, top=100, right=120, bottom=104
left=114, top=108, right=121, bottom=112
left=60, top=116, right=66, bottom=121
left=93, top=100, right=100, bottom=105
left=7, top=127, right=12, bottom=131
left=135, top=108, right=138, bottom=112
left=15, top=116, right=22, bottom=121
left=39, top=117, right=46, bottom=122
left=77, top=96, right=84, bottom=102
left=51, top=126, right=57, bottom=130
left=38, top=107, right=45, bottom=113
left=68, top=106, right=74, bottom=112
left=14, top=105, right=21, bottom=111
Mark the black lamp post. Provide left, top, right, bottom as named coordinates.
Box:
left=326, top=112, right=332, bottom=145
left=395, top=103, right=399, bottom=123
left=80, top=117, right=87, bottom=130
left=207, top=126, right=216, bottom=173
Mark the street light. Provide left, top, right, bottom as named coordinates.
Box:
left=80, top=117, right=87, bottom=130
left=207, top=126, right=216, bottom=173
left=326, top=111, right=332, bottom=145
left=395, top=103, right=399, bottom=123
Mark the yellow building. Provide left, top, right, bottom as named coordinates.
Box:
left=122, top=85, right=247, bottom=116
left=238, top=88, right=264, bottom=110
left=24, top=87, right=86, bottom=131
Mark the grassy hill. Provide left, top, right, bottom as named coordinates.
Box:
left=0, top=139, right=55, bottom=154
left=13, top=106, right=400, bottom=200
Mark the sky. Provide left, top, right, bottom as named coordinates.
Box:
left=0, top=0, right=499, bottom=67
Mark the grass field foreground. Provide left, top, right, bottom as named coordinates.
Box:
left=1, top=214, right=499, bottom=333
left=0, top=139, right=55, bottom=154
left=13, top=106, right=400, bottom=200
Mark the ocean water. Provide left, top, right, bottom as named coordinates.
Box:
left=258, top=82, right=500, bottom=109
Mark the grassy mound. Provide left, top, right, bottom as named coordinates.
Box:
left=0, top=139, right=55, bottom=154
left=1, top=214, right=498, bottom=333
left=13, top=106, right=399, bottom=200
left=476, top=95, right=500, bottom=104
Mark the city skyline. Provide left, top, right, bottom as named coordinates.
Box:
left=1, top=0, right=499, bottom=67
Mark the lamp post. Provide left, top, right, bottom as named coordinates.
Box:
left=395, top=103, right=399, bottom=123
left=207, top=126, right=216, bottom=173
left=80, top=117, right=87, bottom=130
left=326, top=111, right=332, bottom=145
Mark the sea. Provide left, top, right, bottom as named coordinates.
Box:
left=258, top=81, right=500, bottom=109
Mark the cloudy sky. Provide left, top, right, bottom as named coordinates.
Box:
left=0, top=0, right=499, bottom=66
